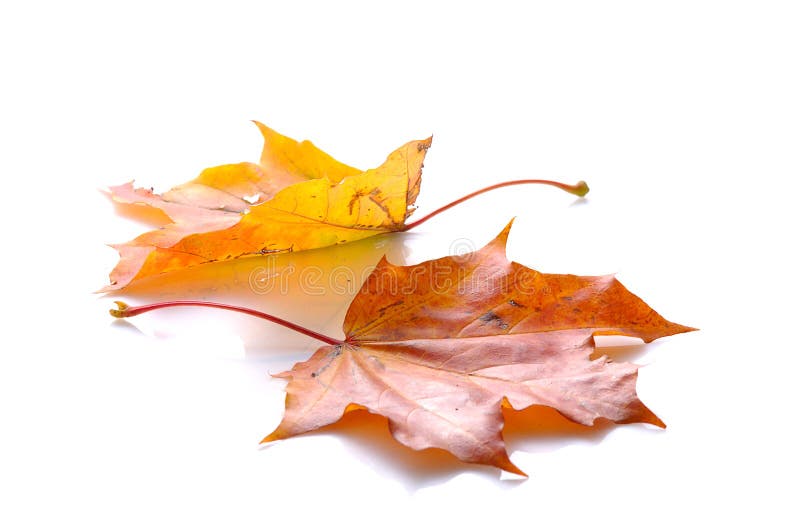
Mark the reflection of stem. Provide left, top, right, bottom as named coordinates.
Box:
left=403, top=179, right=589, bottom=231
left=110, top=300, right=341, bottom=345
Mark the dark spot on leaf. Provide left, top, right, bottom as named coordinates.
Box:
left=479, top=311, right=509, bottom=330
left=348, top=189, right=365, bottom=214
left=479, top=311, right=497, bottom=323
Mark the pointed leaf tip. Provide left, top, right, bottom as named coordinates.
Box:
left=260, top=430, right=285, bottom=444
left=489, top=218, right=516, bottom=250
left=496, top=455, right=528, bottom=477
left=499, top=217, right=515, bottom=238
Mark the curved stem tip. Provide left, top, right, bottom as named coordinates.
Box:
left=403, top=178, right=588, bottom=231
left=110, top=300, right=341, bottom=345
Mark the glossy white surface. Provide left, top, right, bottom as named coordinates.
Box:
left=2, top=1, right=798, bottom=530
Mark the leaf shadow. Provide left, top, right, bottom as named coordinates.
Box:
left=282, top=402, right=646, bottom=492
left=569, top=196, right=588, bottom=208
left=592, top=339, right=650, bottom=363
left=502, top=405, right=615, bottom=458
left=101, top=232, right=415, bottom=352
left=288, top=408, right=500, bottom=491
left=109, top=317, right=145, bottom=335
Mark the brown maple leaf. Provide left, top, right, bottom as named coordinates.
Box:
left=112, top=221, right=693, bottom=475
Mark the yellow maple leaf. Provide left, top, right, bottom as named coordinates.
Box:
left=105, top=122, right=430, bottom=290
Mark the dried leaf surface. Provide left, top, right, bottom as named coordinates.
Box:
left=105, top=123, right=430, bottom=290
left=264, top=221, right=693, bottom=474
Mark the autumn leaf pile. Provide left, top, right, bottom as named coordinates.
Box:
left=106, top=122, right=693, bottom=475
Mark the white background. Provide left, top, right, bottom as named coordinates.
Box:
left=2, top=1, right=798, bottom=530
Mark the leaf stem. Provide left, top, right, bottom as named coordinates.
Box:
left=110, top=300, right=341, bottom=345
left=403, top=179, right=588, bottom=231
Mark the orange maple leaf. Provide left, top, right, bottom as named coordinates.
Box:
left=104, top=122, right=429, bottom=290
left=104, top=123, right=588, bottom=291
left=112, top=221, right=694, bottom=475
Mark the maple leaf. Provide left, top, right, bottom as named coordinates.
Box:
left=104, top=123, right=587, bottom=291
left=104, top=122, right=430, bottom=290
left=111, top=221, right=694, bottom=475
